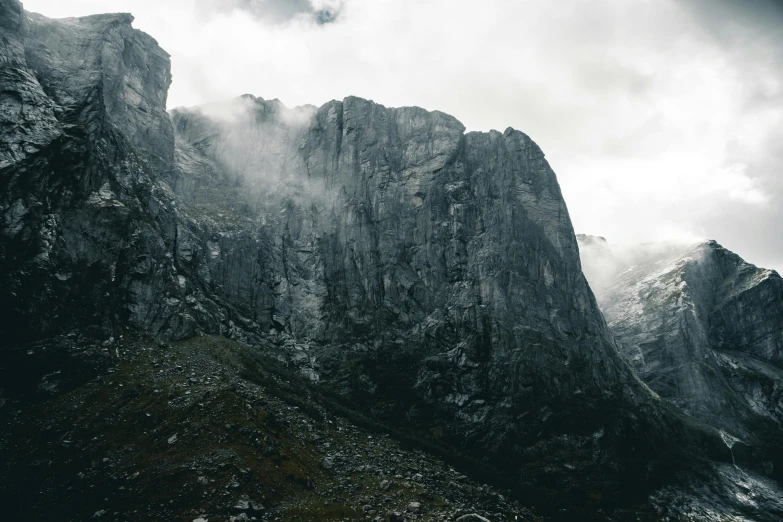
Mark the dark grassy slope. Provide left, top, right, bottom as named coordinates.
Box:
left=0, top=333, right=543, bottom=522
left=1, top=332, right=757, bottom=522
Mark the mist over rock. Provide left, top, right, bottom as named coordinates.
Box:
left=578, top=236, right=783, bottom=427
left=575, top=234, right=692, bottom=295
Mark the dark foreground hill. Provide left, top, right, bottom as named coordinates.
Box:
left=0, top=333, right=543, bottom=521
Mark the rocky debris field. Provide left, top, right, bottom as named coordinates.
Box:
left=0, top=332, right=541, bottom=522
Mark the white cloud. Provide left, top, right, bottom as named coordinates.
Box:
left=20, top=0, right=783, bottom=271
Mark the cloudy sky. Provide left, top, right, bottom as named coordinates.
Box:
left=24, top=0, right=783, bottom=271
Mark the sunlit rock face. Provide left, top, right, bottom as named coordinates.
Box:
left=578, top=236, right=783, bottom=476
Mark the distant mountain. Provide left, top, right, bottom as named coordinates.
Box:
left=579, top=235, right=783, bottom=513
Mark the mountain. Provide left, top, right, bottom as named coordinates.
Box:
left=0, top=0, right=775, bottom=519
left=2, top=332, right=544, bottom=521
left=164, top=93, right=692, bottom=498
left=578, top=235, right=783, bottom=516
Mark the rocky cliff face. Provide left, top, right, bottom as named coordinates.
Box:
left=166, top=95, right=653, bottom=456
left=578, top=235, right=783, bottom=511
left=0, top=0, right=185, bottom=343
left=3, top=0, right=775, bottom=518
left=163, top=91, right=700, bottom=509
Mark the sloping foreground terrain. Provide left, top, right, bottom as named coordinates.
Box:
left=0, top=0, right=778, bottom=519
left=0, top=332, right=543, bottom=521
left=578, top=235, right=783, bottom=518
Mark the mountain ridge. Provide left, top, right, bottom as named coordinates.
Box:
left=1, top=1, right=776, bottom=519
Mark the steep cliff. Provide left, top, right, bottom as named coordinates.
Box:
left=0, top=0, right=188, bottom=342
left=164, top=94, right=697, bottom=506
left=1, top=0, right=772, bottom=518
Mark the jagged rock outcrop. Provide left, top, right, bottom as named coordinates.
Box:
left=0, top=0, right=214, bottom=342
left=578, top=236, right=783, bottom=486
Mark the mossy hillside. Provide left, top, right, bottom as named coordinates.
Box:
left=0, top=333, right=539, bottom=522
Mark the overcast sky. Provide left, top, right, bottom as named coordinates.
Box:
left=23, top=0, right=783, bottom=272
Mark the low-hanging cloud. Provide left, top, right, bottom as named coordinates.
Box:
left=21, top=0, right=783, bottom=272
left=171, top=95, right=328, bottom=210
left=196, top=0, right=343, bottom=25
left=577, top=235, right=696, bottom=296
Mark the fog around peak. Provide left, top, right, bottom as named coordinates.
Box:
left=577, top=235, right=699, bottom=294
left=171, top=96, right=328, bottom=208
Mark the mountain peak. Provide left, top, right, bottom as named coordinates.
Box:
left=579, top=235, right=783, bottom=501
